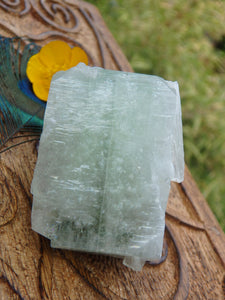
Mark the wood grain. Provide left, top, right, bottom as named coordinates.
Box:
left=0, top=1, right=224, bottom=299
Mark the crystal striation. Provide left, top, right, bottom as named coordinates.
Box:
left=31, top=63, right=184, bottom=271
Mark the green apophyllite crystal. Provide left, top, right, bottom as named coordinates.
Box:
left=31, top=63, right=184, bottom=271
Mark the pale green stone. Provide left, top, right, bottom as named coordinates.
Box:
left=31, top=63, right=184, bottom=271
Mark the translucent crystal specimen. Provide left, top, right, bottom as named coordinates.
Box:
left=31, top=63, right=184, bottom=271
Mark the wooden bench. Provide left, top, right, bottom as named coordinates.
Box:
left=0, top=1, right=224, bottom=299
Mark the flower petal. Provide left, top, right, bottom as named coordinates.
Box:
left=39, top=40, right=72, bottom=68
left=26, top=53, right=48, bottom=83
left=26, top=41, right=89, bottom=101
left=32, top=80, right=50, bottom=101
left=70, top=47, right=88, bottom=67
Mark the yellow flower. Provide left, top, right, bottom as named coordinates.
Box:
left=26, top=40, right=88, bottom=101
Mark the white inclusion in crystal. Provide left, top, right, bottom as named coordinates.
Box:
left=31, top=63, right=184, bottom=271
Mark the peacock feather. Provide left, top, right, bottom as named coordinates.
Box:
left=0, top=36, right=46, bottom=149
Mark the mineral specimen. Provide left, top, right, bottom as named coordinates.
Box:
left=31, top=63, right=184, bottom=271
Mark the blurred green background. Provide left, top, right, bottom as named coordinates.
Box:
left=87, top=0, right=225, bottom=230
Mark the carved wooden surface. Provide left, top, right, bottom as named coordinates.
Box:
left=0, top=1, right=225, bottom=299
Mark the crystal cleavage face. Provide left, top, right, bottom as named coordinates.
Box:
left=31, top=63, right=184, bottom=271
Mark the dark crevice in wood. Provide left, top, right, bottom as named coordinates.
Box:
left=0, top=138, right=40, bottom=154
left=107, top=286, right=127, bottom=300
left=0, top=258, right=28, bottom=299
left=79, top=7, right=106, bottom=68
left=103, top=37, right=124, bottom=71
left=83, top=8, right=120, bottom=70
left=59, top=251, right=109, bottom=299
left=166, top=212, right=205, bottom=231
left=181, top=171, right=225, bottom=268
left=9, top=134, right=41, bottom=139
left=204, top=230, right=225, bottom=269
left=0, top=275, right=23, bottom=300
left=83, top=7, right=131, bottom=72
left=38, top=237, right=46, bottom=300
left=180, top=182, right=202, bottom=222
left=166, top=224, right=189, bottom=300
left=18, top=175, right=33, bottom=207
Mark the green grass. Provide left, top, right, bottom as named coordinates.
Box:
left=87, top=0, right=225, bottom=230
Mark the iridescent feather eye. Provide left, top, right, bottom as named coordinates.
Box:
left=0, top=37, right=88, bottom=151
left=0, top=36, right=45, bottom=148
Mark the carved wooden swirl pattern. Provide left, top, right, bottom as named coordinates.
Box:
left=0, top=0, right=30, bottom=15
left=31, top=0, right=80, bottom=32
left=0, top=1, right=224, bottom=299
left=0, top=0, right=130, bottom=70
